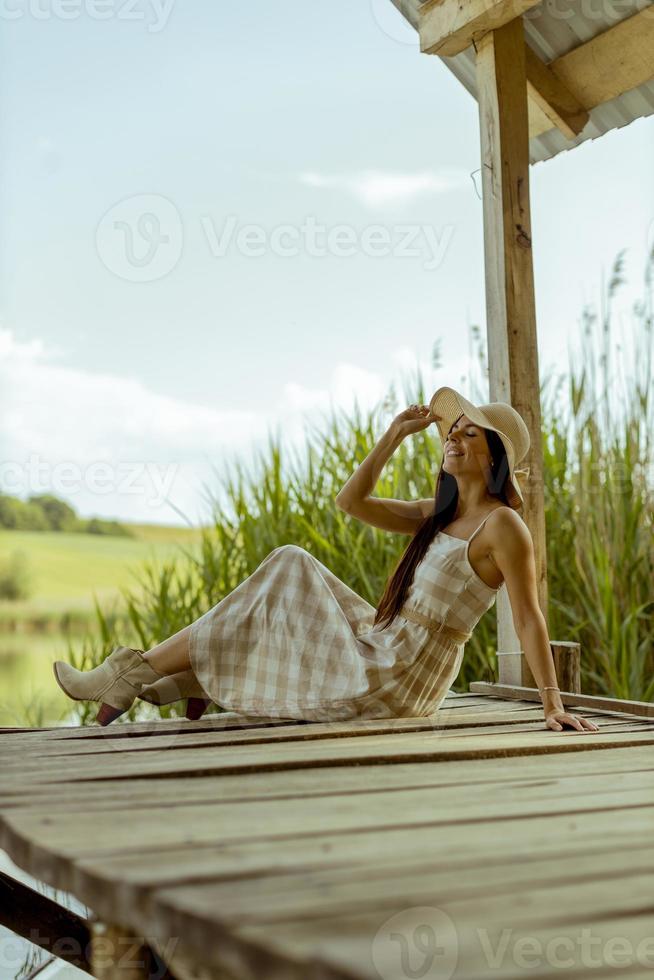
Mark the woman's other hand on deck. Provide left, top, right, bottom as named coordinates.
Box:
left=544, top=709, right=600, bottom=733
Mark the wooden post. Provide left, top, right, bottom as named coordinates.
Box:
left=551, top=640, right=581, bottom=694
left=475, top=15, right=548, bottom=688
left=90, top=922, right=172, bottom=980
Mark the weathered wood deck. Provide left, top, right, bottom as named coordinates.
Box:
left=1, top=690, right=654, bottom=979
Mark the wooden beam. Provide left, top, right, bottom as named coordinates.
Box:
left=475, top=17, right=548, bottom=689
left=469, top=683, right=654, bottom=720
left=0, top=870, right=92, bottom=973
left=551, top=6, right=654, bottom=111
left=524, top=43, right=590, bottom=139
left=419, top=0, right=542, bottom=57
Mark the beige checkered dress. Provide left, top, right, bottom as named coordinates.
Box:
left=189, top=514, right=501, bottom=721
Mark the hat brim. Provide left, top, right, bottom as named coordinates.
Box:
left=429, top=386, right=524, bottom=509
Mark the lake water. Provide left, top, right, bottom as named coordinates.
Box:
left=0, top=631, right=81, bottom=727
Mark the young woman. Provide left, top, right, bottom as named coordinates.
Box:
left=53, top=386, right=599, bottom=734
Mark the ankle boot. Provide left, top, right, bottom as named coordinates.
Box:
left=53, top=646, right=166, bottom=726
left=138, top=669, right=215, bottom=720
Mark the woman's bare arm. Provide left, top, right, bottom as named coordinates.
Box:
left=335, top=425, right=426, bottom=535
left=487, top=509, right=599, bottom=733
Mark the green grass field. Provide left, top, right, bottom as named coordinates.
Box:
left=0, top=523, right=206, bottom=622
left=0, top=522, right=209, bottom=725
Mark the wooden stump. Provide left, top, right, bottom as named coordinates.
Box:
left=497, top=640, right=581, bottom=693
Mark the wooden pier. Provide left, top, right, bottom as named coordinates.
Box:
left=1, top=689, right=653, bottom=979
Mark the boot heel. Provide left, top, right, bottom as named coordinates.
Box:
left=97, top=703, right=127, bottom=726
left=186, top=697, right=212, bottom=721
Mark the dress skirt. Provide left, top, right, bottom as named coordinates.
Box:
left=188, top=544, right=465, bottom=722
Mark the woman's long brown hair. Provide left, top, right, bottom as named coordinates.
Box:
left=372, top=425, right=519, bottom=630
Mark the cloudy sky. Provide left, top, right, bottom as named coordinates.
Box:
left=1, top=1, right=653, bottom=525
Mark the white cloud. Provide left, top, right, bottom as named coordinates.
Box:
left=299, top=169, right=469, bottom=207
left=1, top=328, right=440, bottom=525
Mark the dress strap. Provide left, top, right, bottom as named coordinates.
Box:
left=469, top=514, right=491, bottom=544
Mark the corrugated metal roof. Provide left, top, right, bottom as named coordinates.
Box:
left=390, top=0, right=654, bottom=165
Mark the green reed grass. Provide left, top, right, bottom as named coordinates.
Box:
left=53, top=250, right=653, bottom=725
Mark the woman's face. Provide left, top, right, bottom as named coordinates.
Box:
left=442, top=415, right=492, bottom=474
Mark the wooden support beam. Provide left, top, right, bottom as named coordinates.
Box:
left=528, top=7, right=654, bottom=137
left=550, top=6, right=654, bottom=112
left=419, top=0, right=542, bottom=57
left=475, top=17, right=547, bottom=689
left=524, top=44, right=589, bottom=139
left=0, top=870, right=92, bottom=973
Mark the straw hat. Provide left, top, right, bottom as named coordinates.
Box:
left=428, top=386, right=531, bottom=509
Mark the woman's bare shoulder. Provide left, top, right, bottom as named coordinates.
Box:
left=485, top=506, right=531, bottom=546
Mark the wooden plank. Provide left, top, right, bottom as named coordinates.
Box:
left=419, top=0, right=542, bottom=57
left=0, top=706, right=568, bottom=750
left=3, top=712, right=638, bottom=765
left=2, top=728, right=653, bottom=789
left=548, top=6, right=654, bottom=113
left=5, top=797, right=654, bottom=937
left=2, top=689, right=651, bottom=980
left=7, top=727, right=654, bottom=789
left=3, top=780, right=653, bottom=887
left=470, top=682, right=654, bottom=718
left=4, top=736, right=654, bottom=807
left=3, top=740, right=651, bottom=809
left=70, top=813, right=654, bottom=930
left=0, top=703, right=643, bottom=764
left=230, top=909, right=654, bottom=980
left=150, top=845, right=654, bottom=926
left=2, top=693, right=634, bottom=752
left=0, top=696, right=525, bottom=744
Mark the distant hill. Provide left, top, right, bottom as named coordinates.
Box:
left=0, top=492, right=133, bottom=537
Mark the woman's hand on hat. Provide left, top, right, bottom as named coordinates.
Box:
left=391, top=404, right=441, bottom=438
